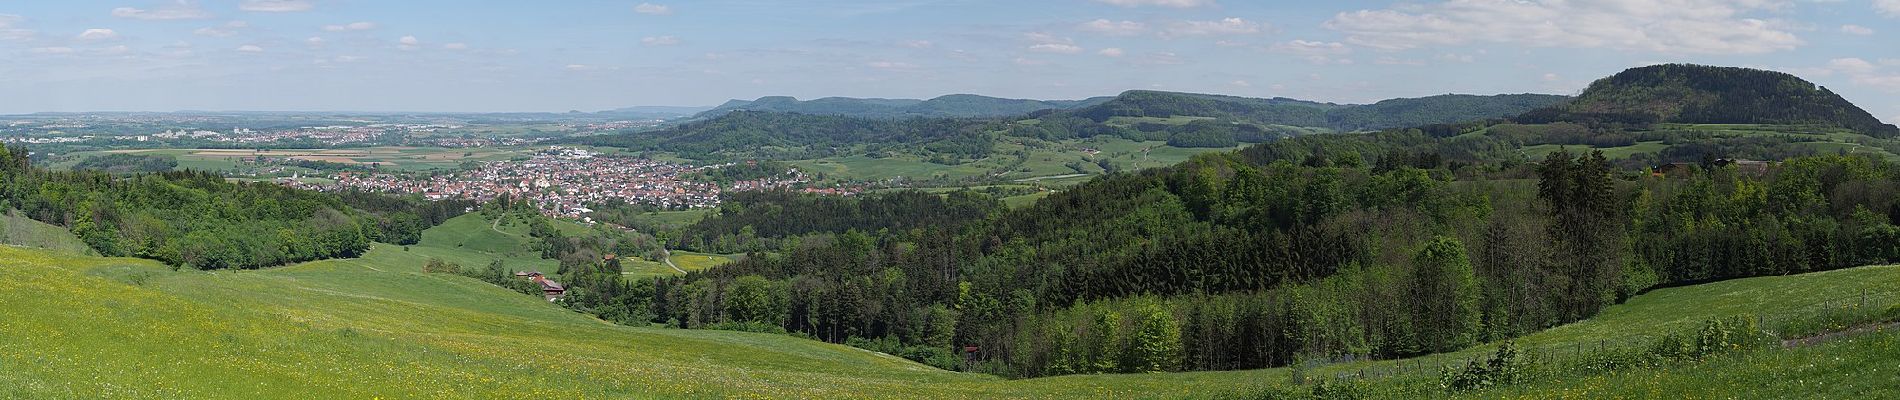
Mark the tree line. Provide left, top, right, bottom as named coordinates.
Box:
left=0, top=144, right=467, bottom=269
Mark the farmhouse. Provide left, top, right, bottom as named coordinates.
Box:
left=519, top=271, right=567, bottom=301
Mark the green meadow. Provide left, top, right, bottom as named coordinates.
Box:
left=2, top=216, right=1897, bottom=398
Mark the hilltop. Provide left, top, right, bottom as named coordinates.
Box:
left=1523, top=64, right=1899, bottom=137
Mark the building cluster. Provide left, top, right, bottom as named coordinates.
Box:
left=290, top=146, right=847, bottom=219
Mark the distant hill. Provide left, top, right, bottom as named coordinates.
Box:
left=570, top=90, right=1573, bottom=160
left=1327, top=94, right=1572, bottom=131
left=1063, top=90, right=1567, bottom=132
left=696, top=94, right=1111, bottom=119
left=1521, top=64, right=1899, bottom=137
left=566, top=111, right=993, bottom=160
left=595, top=106, right=712, bottom=119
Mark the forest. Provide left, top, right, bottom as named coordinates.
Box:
left=530, top=127, right=1900, bottom=377
left=0, top=144, right=463, bottom=269
left=69, top=153, right=179, bottom=174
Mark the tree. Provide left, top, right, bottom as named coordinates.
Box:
left=1128, top=300, right=1183, bottom=372
left=1411, top=236, right=1482, bottom=353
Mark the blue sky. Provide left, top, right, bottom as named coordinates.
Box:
left=0, top=0, right=1895, bottom=121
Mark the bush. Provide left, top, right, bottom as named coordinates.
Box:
left=1440, top=341, right=1527, bottom=392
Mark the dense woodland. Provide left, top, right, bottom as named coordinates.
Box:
left=69, top=153, right=179, bottom=174
left=0, top=144, right=462, bottom=269
left=671, top=189, right=1003, bottom=254
left=535, top=125, right=1900, bottom=377
left=1531, top=64, right=1899, bottom=138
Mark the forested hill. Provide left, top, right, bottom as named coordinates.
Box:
left=568, top=91, right=1570, bottom=160
left=1522, top=64, right=1900, bottom=137
left=1063, top=90, right=1568, bottom=131
left=564, top=111, right=1003, bottom=160
left=695, top=94, right=1112, bottom=119
left=1327, top=94, right=1573, bottom=131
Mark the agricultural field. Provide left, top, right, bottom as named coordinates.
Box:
left=785, top=136, right=1244, bottom=184
left=668, top=250, right=739, bottom=272
left=3, top=213, right=1895, bottom=399
left=1515, top=123, right=1900, bottom=162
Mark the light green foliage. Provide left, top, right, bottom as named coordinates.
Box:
left=1412, top=236, right=1483, bottom=353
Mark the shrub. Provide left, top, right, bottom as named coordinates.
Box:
left=1440, top=341, right=1527, bottom=392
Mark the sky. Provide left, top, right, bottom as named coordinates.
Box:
left=0, top=0, right=1895, bottom=122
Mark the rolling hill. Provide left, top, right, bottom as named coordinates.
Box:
left=1522, top=64, right=1900, bottom=137
left=2, top=234, right=1893, bottom=398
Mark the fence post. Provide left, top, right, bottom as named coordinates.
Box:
left=1862, top=289, right=1868, bottom=308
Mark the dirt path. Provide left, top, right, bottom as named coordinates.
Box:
left=1782, top=321, right=1900, bottom=348
left=660, top=248, right=686, bottom=274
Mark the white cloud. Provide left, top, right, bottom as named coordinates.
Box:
left=1880, top=0, right=1900, bottom=17
left=1375, top=57, right=1426, bottom=66
left=565, top=64, right=598, bottom=71
left=1078, top=19, right=1146, bottom=36
left=398, top=35, right=421, bottom=50
left=1820, top=58, right=1900, bottom=92
left=1841, top=24, right=1874, bottom=35
left=901, top=40, right=933, bottom=48
left=1230, top=80, right=1251, bottom=87
left=443, top=42, right=468, bottom=50
left=1029, top=43, right=1084, bottom=54
left=1435, top=53, right=1475, bottom=63
left=641, top=35, right=680, bottom=46
left=306, top=36, right=324, bottom=46
left=1325, top=0, right=1803, bottom=55
left=1138, top=51, right=1185, bottom=65
left=193, top=20, right=248, bottom=37
left=322, top=21, right=375, bottom=31
left=634, top=3, right=673, bottom=15
left=240, top=0, right=313, bottom=12
left=1013, top=57, right=1049, bottom=66
left=0, top=14, right=34, bottom=41
left=1098, top=47, right=1125, bottom=57
left=1092, top=0, right=1214, bottom=8
left=865, top=61, right=919, bottom=69
left=112, top=1, right=214, bottom=20
left=77, top=29, right=120, bottom=41
left=1269, top=40, right=1351, bottom=56
left=1160, top=18, right=1262, bottom=39
left=1542, top=73, right=1561, bottom=82
left=30, top=47, right=76, bottom=55
left=236, top=44, right=264, bottom=52
left=1269, top=40, right=1352, bottom=65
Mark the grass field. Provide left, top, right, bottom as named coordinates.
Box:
left=0, top=210, right=97, bottom=256
left=3, top=215, right=1897, bottom=398
left=782, top=137, right=1244, bottom=184
left=669, top=250, right=738, bottom=272
left=620, top=209, right=709, bottom=230
left=1517, top=124, right=1900, bottom=162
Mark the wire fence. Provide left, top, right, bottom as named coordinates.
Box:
left=1306, top=286, right=1900, bottom=383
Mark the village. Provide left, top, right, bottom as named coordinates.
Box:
left=290, top=146, right=854, bottom=219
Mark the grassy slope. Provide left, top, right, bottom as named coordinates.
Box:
left=0, top=211, right=98, bottom=256
left=2, top=213, right=1897, bottom=398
